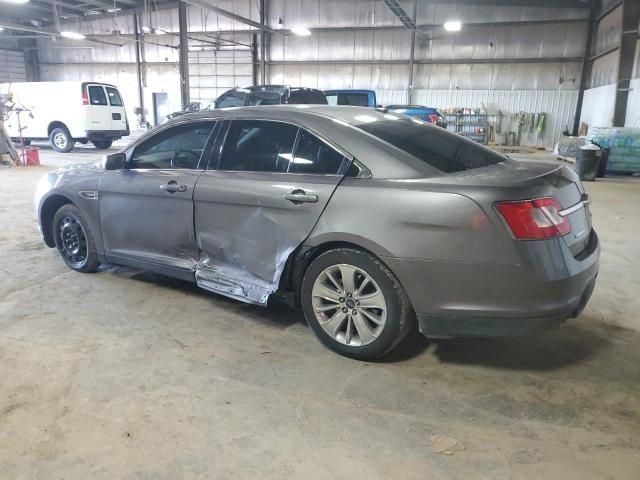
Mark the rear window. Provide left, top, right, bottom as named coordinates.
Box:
left=88, top=85, right=107, bottom=106
left=288, top=89, right=328, bottom=105
left=356, top=119, right=505, bottom=173
left=106, top=87, right=123, bottom=106
left=340, top=93, right=369, bottom=107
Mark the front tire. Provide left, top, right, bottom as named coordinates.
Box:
left=50, top=127, right=75, bottom=153
left=52, top=204, right=100, bottom=273
left=301, top=248, right=413, bottom=360
left=92, top=139, right=113, bottom=149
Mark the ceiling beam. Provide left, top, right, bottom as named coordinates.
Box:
left=413, top=0, right=591, bottom=6
left=181, top=0, right=285, bottom=34
left=382, top=0, right=417, bottom=31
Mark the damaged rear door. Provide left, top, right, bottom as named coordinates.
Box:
left=193, top=119, right=350, bottom=304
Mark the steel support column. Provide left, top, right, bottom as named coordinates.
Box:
left=133, top=13, right=145, bottom=119
left=178, top=1, right=190, bottom=110
left=252, top=33, right=258, bottom=85
left=573, top=2, right=596, bottom=135
left=407, top=0, right=417, bottom=104
left=613, top=0, right=640, bottom=126
left=260, top=0, right=267, bottom=85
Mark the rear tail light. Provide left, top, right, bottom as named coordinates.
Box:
left=496, top=197, right=571, bottom=239
left=81, top=91, right=89, bottom=105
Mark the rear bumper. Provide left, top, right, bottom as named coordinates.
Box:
left=85, top=129, right=129, bottom=140
left=384, top=230, right=600, bottom=337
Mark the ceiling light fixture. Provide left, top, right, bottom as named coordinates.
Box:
left=444, top=21, right=462, bottom=32
left=291, top=26, right=311, bottom=36
left=60, top=31, right=86, bottom=40
left=1, top=0, right=31, bottom=4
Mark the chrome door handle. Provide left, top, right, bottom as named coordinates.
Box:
left=160, top=183, right=187, bottom=194
left=283, top=192, right=318, bottom=204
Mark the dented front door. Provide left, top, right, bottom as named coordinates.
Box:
left=193, top=120, right=348, bottom=305
left=99, top=121, right=217, bottom=274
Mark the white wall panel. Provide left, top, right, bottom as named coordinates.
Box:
left=625, top=78, right=640, bottom=128
left=579, top=84, right=617, bottom=129
left=0, top=49, right=27, bottom=83
left=414, top=89, right=579, bottom=147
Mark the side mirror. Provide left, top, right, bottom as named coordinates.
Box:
left=104, top=152, right=126, bottom=170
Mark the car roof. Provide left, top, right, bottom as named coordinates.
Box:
left=170, top=106, right=431, bottom=179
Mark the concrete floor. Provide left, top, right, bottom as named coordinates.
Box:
left=1, top=142, right=640, bottom=479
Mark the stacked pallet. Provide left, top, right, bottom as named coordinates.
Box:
left=588, top=127, right=640, bottom=174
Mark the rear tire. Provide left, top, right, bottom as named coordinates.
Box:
left=52, top=204, right=100, bottom=273
left=301, top=248, right=413, bottom=360
left=50, top=127, right=75, bottom=153
left=92, top=139, right=113, bottom=150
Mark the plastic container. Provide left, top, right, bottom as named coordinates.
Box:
left=575, top=145, right=601, bottom=181
left=25, top=147, right=40, bottom=166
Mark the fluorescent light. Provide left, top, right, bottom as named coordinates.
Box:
left=291, top=26, right=311, bottom=36
left=0, top=27, right=4, bottom=32
left=60, top=31, right=86, bottom=40
left=444, top=21, right=462, bottom=32
left=1, top=0, right=30, bottom=4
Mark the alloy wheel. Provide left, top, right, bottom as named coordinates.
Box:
left=311, top=263, right=387, bottom=347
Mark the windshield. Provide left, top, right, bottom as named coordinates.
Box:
left=356, top=119, right=505, bottom=173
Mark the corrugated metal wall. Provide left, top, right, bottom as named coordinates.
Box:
left=626, top=78, right=640, bottom=128
left=0, top=49, right=27, bottom=83
left=35, top=0, right=587, bottom=142
left=414, top=89, right=578, bottom=147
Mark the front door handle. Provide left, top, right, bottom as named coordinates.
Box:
left=283, top=191, right=318, bottom=205
left=160, top=181, right=187, bottom=194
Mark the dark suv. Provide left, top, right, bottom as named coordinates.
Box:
left=214, top=85, right=328, bottom=108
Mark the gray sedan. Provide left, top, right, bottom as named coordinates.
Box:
left=35, top=106, right=599, bottom=359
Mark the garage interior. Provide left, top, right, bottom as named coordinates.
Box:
left=1, top=0, right=640, bottom=478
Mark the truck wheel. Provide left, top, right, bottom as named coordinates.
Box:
left=50, top=127, right=75, bottom=153
left=92, top=140, right=113, bottom=150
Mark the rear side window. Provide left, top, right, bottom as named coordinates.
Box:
left=289, top=130, right=345, bottom=174
left=106, top=87, right=123, bottom=106
left=288, top=89, right=328, bottom=105
left=357, top=120, right=504, bottom=173
left=88, top=86, right=107, bottom=106
left=130, top=122, right=215, bottom=169
left=219, top=120, right=298, bottom=172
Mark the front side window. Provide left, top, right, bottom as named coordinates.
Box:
left=247, top=91, right=283, bottom=106
left=106, top=87, right=123, bottom=106
left=216, top=91, right=246, bottom=108
left=88, top=85, right=107, bottom=106
left=219, top=120, right=298, bottom=172
left=288, top=130, right=345, bottom=174
left=356, top=119, right=505, bottom=173
left=130, top=122, right=215, bottom=170
left=325, top=94, right=338, bottom=106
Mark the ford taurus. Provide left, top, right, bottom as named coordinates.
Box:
left=35, top=106, right=599, bottom=359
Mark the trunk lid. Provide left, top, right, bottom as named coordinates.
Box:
left=444, top=159, right=592, bottom=256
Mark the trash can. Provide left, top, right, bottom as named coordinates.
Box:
left=25, top=147, right=40, bottom=166
left=575, top=145, right=601, bottom=181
